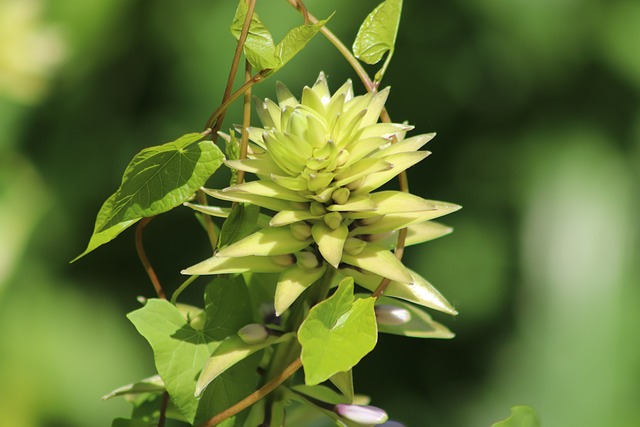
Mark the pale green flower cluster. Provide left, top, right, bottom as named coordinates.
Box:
left=184, top=73, right=460, bottom=316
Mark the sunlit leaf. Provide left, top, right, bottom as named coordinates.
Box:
left=274, top=15, right=333, bottom=69
left=127, top=278, right=257, bottom=424
left=491, top=406, right=541, bottom=427
left=102, top=375, right=165, bottom=400
left=195, top=333, right=294, bottom=397
left=74, top=132, right=223, bottom=261
left=353, top=0, right=403, bottom=65
left=230, top=0, right=279, bottom=70
left=218, top=203, right=260, bottom=249
left=299, top=278, right=377, bottom=385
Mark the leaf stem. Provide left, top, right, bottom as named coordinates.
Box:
left=198, top=358, right=303, bottom=427
left=170, top=275, right=199, bottom=305
left=135, top=217, right=166, bottom=299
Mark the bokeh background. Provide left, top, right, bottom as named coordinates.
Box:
left=1, top=0, right=639, bottom=426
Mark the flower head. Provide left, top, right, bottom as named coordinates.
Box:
left=183, top=73, right=460, bottom=315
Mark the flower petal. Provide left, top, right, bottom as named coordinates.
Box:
left=216, top=227, right=312, bottom=257
left=372, top=133, right=435, bottom=158
left=182, top=255, right=289, bottom=275
left=340, top=242, right=412, bottom=284
left=312, top=222, right=349, bottom=268
left=270, top=209, right=320, bottom=226
left=202, top=188, right=294, bottom=212
left=224, top=158, right=284, bottom=176
left=333, top=158, right=392, bottom=188
left=327, top=194, right=376, bottom=212
left=228, top=180, right=308, bottom=202
left=355, top=151, right=430, bottom=193
left=369, top=191, right=436, bottom=214
left=275, top=264, right=327, bottom=315
left=348, top=202, right=461, bottom=234
left=342, top=267, right=457, bottom=315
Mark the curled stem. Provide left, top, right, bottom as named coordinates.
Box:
left=198, top=358, right=303, bottom=427
left=170, top=275, right=199, bottom=305
left=135, top=217, right=166, bottom=299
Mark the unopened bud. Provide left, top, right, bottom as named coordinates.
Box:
left=323, top=212, right=343, bottom=230
left=346, top=176, right=366, bottom=191
left=336, top=149, right=350, bottom=167
left=374, top=305, right=411, bottom=326
left=291, top=222, right=312, bottom=240
left=331, top=187, right=350, bottom=205
left=343, top=237, right=366, bottom=256
left=271, top=254, right=295, bottom=267
left=334, top=404, right=389, bottom=425
left=296, top=251, right=319, bottom=269
left=310, top=201, right=327, bottom=216
left=238, top=323, right=270, bottom=344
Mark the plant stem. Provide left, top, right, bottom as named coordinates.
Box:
left=157, top=391, right=170, bottom=427
left=170, top=275, right=199, bottom=305
left=204, top=0, right=258, bottom=134
left=237, top=60, right=253, bottom=186
left=135, top=217, right=166, bottom=299
left=198, top=358, right=303, bottom=427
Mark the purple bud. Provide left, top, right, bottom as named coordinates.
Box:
left=334, top=404, right=389, bottom=424
left=374, top=305, right=411, bottom=326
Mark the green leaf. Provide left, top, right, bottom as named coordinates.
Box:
left=353, top=0, right=403, bottom=65
left=102, top=375, right=165, bottom=400
left=230, top=1, right=279, bottom=70
left=330, top=370, right=354, bottom=402
left=274, top=15, right=333, bottom=70
left=491, top=406, right=541, bottom=427
left=111, top=392, right=187, bottom=427
left=127, top=278, right=257, bottom=424
left=374, top=296, right=454, bottom=339
left=298, top=278, right=378, bottom=385
left=291, top=384, right=350, bottom=405
left=195, top=333, right=294, bottom=397
left=74, top=132, right=224, bottom=261
left=218, top=203, right=261, bottom=249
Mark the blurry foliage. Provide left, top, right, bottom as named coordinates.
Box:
left=0, top=0, right=638, bottom=425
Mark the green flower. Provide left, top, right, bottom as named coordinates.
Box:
left=183, top=73, right=460, bottom=315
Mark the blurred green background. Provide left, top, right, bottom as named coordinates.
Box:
left=1, top=0, right=639, bottom=426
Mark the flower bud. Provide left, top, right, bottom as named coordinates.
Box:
left=310, top=201, right=327, bottom=216
left=334, top=404, right=389, bottom=425
left=271, top=254, right=295, bottom=267
left=323, top=212, right=343, bottom=230
left=343, top=237, right=366, bottom=256
left=238, top=323, right=270, bottom=344
left=290, top=222, right=312, bottom=241
left=346, top=176, right=366, bottom=191
left=374, top=305, right=411, bottom=326
left=331, top=187, right=350, bottom=205
left=336, top=149, right=350, bottom=167
left=296, top=251, right=320, bottom=270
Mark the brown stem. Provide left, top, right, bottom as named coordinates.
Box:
left=204, top=0, right=258, bottom=133
left=198, top=358, right=303, bottom=427
left=157, top=391, right=170, bottom=427
left=236, top=60, right=253, bottom=186
left=135, top=217, right=166, bottom=299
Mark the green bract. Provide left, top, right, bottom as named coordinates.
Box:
left=183, top=73, right=460, bottom=315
